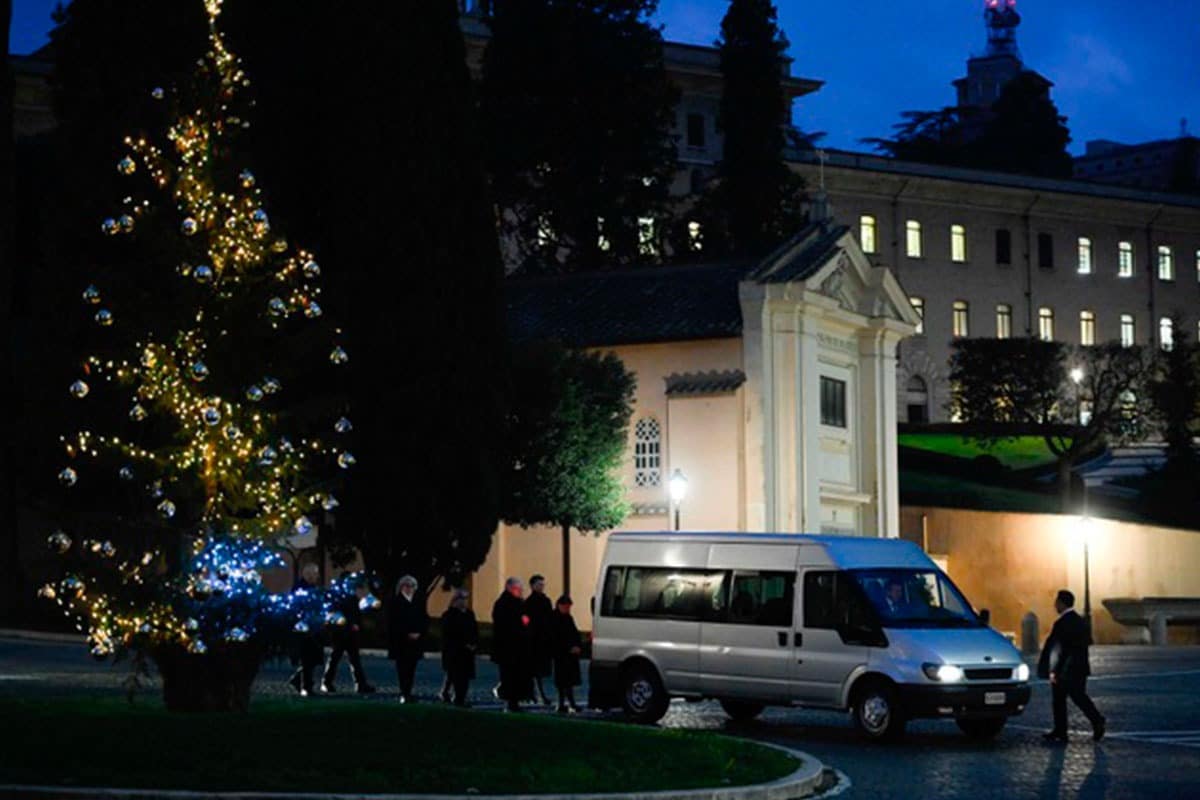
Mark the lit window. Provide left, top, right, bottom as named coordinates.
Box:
left=1160, top=317, right=1174, bottom=351
left=637, top=217, right=658, bottom=257
left=1196, top=250, right=1200, bottom=282
left=906, top=220, right=922, bottom=258
left=1120, top=314, right=1135, bottom=347
left=910, top=296, right=925, bottom=334
left=996, top=304, right=1012, bottom=339
left=1158, top=245, right=1174, bottom=281
left=1079, top=399, right=1093, bottom=426
left=820, top=377, right=847, bottom=428
left=1077, top=237, right=1092, bottom=274
left=1080, top=310, right=1096, bottom=346
left=633, top=418, right=661, bottom=487
left=860, top=215, right=877, bottom=254
left=953, top=300, right=969, bottom=338
left=597, top=217, right=611, bottom=252
left=951, top=224, right=967, bottom=263
left=687, top=220, right=703, bottom=252
left=1118, top=241, right=1134, bottom=277
left=1038, top=307, right=1055, bottom=341
left=995, top=229, right=1012, bottom=265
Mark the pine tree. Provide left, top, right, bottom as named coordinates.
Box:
left=482, top=0, right=678, bottom=271
left=41, top=0, right=362, bottom=710
left=710, top=0, right=803, bottom=257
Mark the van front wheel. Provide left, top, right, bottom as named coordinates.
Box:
left=719, top=699, right=765, bottom=722
left=852, top=681, right=906, bottom=741
left=957, top=717, right=1007, bottom=740
left=621, top=664, right=669, bottom=724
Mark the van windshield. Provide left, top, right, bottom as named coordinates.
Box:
left=849, top=569, right=981, bottom=629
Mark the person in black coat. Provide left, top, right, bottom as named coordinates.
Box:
left=491, top=577, right=533, bottom=711
left=1038, top=589, right=1106, bottom=742
left=288, top=564, right=325, bottom=696
left=524, top=574, right=554, bottom=705
left=321, top=579, right=375, bottom=694
left=388, top=575, right=429, bottom=703
left=439, top=588, right=478, bottom=706
left=549, top=595, right=583, bottom=713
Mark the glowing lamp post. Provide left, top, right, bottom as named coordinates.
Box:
left=1076, top=515, right=1094, bottom=632
left=668, top=469, right=689, bottom=531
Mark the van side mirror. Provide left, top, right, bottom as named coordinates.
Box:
left=979, top=608, right=991, bottom=626
left=590, top=596, right=595, bottom=616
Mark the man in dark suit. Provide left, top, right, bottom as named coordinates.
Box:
left=1038, top=589, right=1106, bottom=742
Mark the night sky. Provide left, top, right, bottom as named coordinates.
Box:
left=8, top=0, right=1199, bottom=155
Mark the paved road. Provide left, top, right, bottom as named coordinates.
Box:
left=3, top=635, right=1200, bottom=798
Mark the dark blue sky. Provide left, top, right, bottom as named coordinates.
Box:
left=10, top=0, right=1199, bottom=154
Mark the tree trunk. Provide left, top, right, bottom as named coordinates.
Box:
left=561, top=523, right=571, bottom=602
left=1057, top=456, right=1074, bottom=514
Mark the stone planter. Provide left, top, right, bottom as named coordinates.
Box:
left=153, top=643, right=264, bottom=712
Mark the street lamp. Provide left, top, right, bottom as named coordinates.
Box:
left=1076, top=515, right=1094, bottom=633
left=668, top=469, right=688, bottom=531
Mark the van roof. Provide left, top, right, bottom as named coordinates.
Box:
left=607, top=531, right=934, bottom=569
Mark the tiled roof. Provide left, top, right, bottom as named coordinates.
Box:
left=506, top=262, right=749, bottom=347
left=746, top=221, right=849, bottom=284
left=664, top=370, right=747, bottom=397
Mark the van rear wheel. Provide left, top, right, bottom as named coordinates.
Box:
left=957, top=717, right=1007, bottom=740
left=621, top=663, right=669, bottom=724
left=852, top=680, right=906, bottom=741
left=719, top=699, right=765, bottom=722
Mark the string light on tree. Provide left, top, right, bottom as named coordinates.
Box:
left=41, top=0, right=361, bottom=676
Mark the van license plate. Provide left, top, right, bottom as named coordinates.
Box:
left=984, top=692, right=1006, bottom=706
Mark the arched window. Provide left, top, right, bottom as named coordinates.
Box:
left=634, top=418, right=662, bottom=487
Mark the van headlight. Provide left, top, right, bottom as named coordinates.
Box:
left=922, top=663, right=965, bottom=682
left=1015, top=663, right=1030, bottom=682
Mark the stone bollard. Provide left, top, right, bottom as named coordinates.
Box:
left=1021, top=611, right=1040, bottom=655
left=1149, top=611, right=1169, bottom=646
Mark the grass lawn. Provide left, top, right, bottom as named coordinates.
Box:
left=899, top=433, right=1064, bottom=469
left=0, top=695, right=798, bottom=795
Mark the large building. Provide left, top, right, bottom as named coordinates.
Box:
left=789, top=150, right=1200, bottom=422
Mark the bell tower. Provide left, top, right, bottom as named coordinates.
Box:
left=984, top=0, right=1022, bottom=59
left=954, top=0, right=1026, bottom=110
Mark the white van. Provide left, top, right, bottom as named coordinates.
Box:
left=588, top=531, right=1031, bottom=740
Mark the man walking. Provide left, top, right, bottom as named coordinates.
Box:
left=1038, top=589, right=1106, bottom=743
left=321, top=578, right=376, bottom=695
left=525, top=574, right=554, bottom=705
left=388, top=575, right=428, bottom=703
left=491, top=577, right=533, bottom=711
left=288, top=563, right=324, bottom=696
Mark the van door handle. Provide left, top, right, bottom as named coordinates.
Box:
left=794, top=632, right=803, bottom=647
left=777, top=631, right=788, bottom=647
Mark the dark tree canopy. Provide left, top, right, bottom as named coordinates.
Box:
left=870, top=72, right=1073, bottom=179
left=228, top=0, right=508, bottom=595
left=704, top=0, right=805, bottom=257
left=481, top=0, right=678, bottom=272
left=949, top=337, right=1152, bottom=509
left=1, top=0, right=18, bottom=621
left=503, top=343, right=635, bottom=597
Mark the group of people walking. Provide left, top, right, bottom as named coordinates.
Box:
left=288, top=566, right=582, bottom=713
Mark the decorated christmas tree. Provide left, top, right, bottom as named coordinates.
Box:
left=40, top=0, right=366, bottom=710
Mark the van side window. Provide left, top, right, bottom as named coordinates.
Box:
left=728, top=571, right=794, bottom=627
left=803, top=572, right=837, bottom=628
left=803, top=571, right=879, bottom=630
left=604, top=567, right=725, bottom=621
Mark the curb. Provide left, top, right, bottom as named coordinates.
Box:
left=0, top=744, right=829, bottom=800
left=0, top=629, right=422, bottom=660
